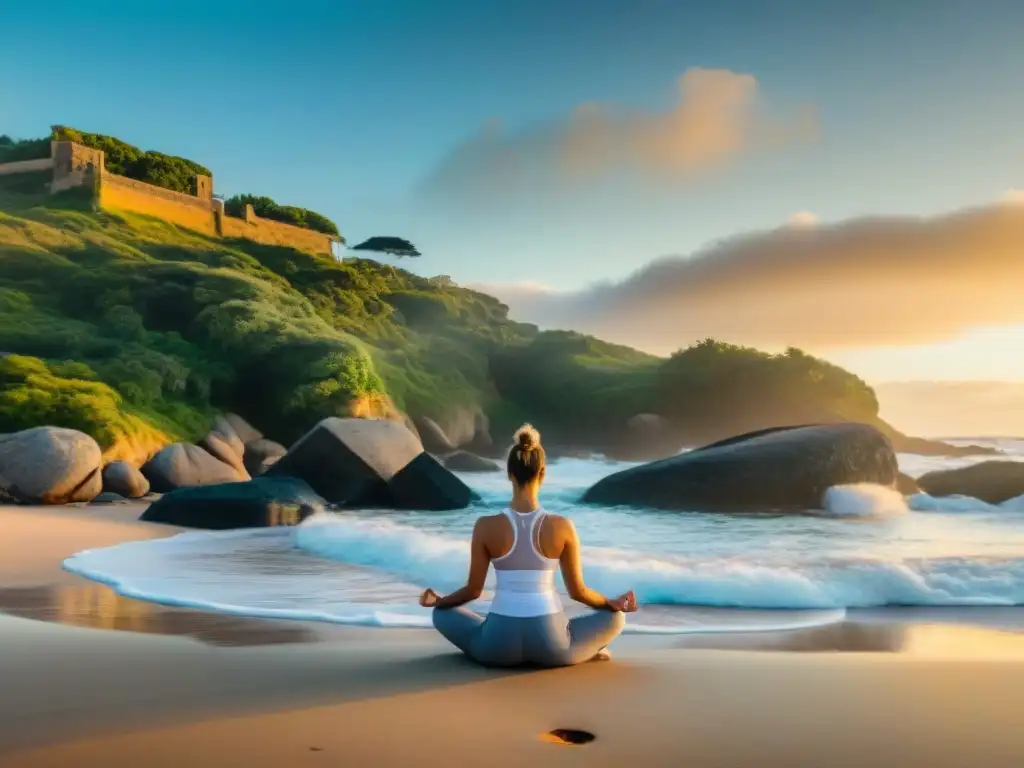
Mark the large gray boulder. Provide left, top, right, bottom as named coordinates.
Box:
left=199, top=432, right=250, bottom=480
left=102, top=460, right=150, bottom=499
left=141, top=476, right=325, bottom=529
left=413, top=416, right=457, bottom=454
left=604, top=413, right=684, bottom=462
left=443, top=450, right=500, bottom=473
left=244, top=438, right=287, bottom=477
left=0, top=427, right=102, bottom=504
left=917, top=461, right=1024, bottom=504
left=267, top=417, right=475, bottom=510
left=582, top=423, right=899, bottom=512
left=222, top=413, right=262, bottom=445
left=141, top=442, right=245, bottom=493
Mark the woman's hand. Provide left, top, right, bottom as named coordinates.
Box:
left=419, top=588, right=440, bottom=608
left=607, top=590, right=637, bottom=613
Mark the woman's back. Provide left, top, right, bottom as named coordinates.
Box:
left=487, top=508, right=560, bottom=618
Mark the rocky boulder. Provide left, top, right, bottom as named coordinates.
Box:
left=582, top=423, right=898, bottom=512
left=244, top=438, right=287, bottom=477
left=141, top=443, right=246, bottom=493
left=443, top=450, right=500, bottom=473
left=896, top=472, right=920, bottom=496
left=413, top=416, right=457, bottom=454
left=0, top=427, right=102, bottom=504
left=209, top=415, right=246, bottom=457
left=102, top=460, right=150, bottom=499
left=464, top=411, right=500, bottom=458
left=604, top=413, right=684, bottom=462
left=267, top=417, right=475, bottom=510
left=141, top=476, right=325, bottom=529
left=917, top=461, right=1024, bottom=504
left=199, top=432, right=250, bottom=480
left=222, top=413, right=263, bottom=445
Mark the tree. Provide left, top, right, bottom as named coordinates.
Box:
left=351, top=236, right=421, bottom=258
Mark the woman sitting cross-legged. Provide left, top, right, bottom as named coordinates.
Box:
left=419, top=424, right=635, bottom=667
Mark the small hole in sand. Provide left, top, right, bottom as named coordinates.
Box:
left=542, top=728, right=595, bottom=746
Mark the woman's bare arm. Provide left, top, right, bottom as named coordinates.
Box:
left=557, top=518, right=616, bottom=611
left=432, top=518, right=491, bottom=609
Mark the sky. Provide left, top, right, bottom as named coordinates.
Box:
left=3, top=0, right=1024, bottom=427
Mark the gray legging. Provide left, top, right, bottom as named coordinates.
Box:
left=432, top=607, right=626, bottom=668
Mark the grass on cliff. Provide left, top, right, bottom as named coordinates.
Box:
left=0, top=187, right=882, bottom=458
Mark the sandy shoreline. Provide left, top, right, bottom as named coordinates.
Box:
left=2, top=506, right=1024, bottom=766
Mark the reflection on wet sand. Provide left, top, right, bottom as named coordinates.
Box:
left=671, top=621, right=909, bottom=652
left=0, top=583, right=325, bottom=646
left=669, top=617, right=1024, bottom=658
left=6, top=580, right=1024, bottom=658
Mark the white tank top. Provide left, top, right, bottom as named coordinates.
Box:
left=489, top=507, right=562, bottom=618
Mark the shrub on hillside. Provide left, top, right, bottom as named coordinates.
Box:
left=224, top=194, right=340, bottom=237
left=0, top=355, right=147, bottom=448
left=653, top=340, right=879, bottom=436
left=50, top=126, right=211, bottom=195
left=0, top=136, right=51, bottom=164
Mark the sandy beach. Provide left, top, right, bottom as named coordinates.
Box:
left=0, top=506, right=1023, bottom=767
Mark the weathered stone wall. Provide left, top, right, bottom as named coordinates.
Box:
left=218, top=204, right=336, bottom=256
left=99, top=173, right=217, bottom=235
left=0, top=157, right=54, bottom=176
left=1, top=141, right=340, bottom=256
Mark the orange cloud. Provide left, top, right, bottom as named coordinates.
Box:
left=419, top=68, right=816, bottom=207
left=475, top=202, right=1024, bottom=351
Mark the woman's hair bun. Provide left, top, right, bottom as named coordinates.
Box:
left=515, top=423, right=541, bottom=450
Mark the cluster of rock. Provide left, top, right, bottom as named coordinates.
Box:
left=4, top=413, right=1020, bottom=528
left=413, top=415, right=502, bottom=473
left=141, top=416, right=477, bottom=528
left=0, top=413, right=478, bottom=529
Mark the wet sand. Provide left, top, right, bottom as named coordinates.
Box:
left=2, top=505, right=1024, bottom=767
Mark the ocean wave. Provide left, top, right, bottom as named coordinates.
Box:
left=61, top=527, right=847, bottom=633
left=295, top=512, right=1024, bottom=609
left=822, top=483, right=908, bottom=517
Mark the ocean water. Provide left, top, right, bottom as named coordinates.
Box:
left=64, top=438, right=1024, bottom=635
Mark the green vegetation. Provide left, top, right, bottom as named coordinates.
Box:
left=654, top=340, right=878, bottom=442
left=0, top=182, right=883, bottom=457
left=0, top=136, right=51, bottom=164
left=352, top=236, right=421, bottom=258
left=224, top=194, right=340, bottom=238
left=51, top=126, right=211, bottom=196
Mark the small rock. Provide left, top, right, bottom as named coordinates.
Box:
left=141, top=443, right=245, bottom=493
left=102, top=460, right=150, bottom=499
left=244, top=438, right=287, bottom=477
left=443, top=450, right=500, bottom=473
left=92, top=491, right=129, bottom=505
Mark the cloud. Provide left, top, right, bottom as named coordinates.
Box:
left=477, top=202, right=1024, bottom=352
left=786, top=211, right=819, bottom=228
left=1004, top=188, right=1024, bottom=205
left=418, top=68, right=816, bottom=209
